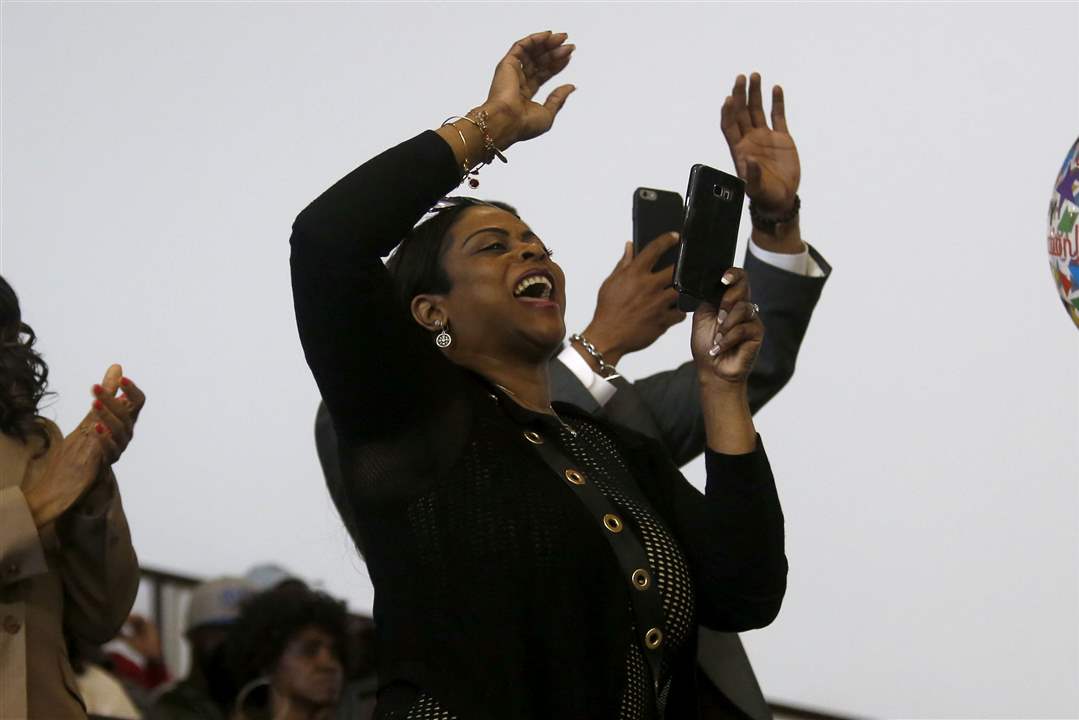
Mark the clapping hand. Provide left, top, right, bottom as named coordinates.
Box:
left=22, top=364, right=145, bottom=528
left=89, top=364, right=146, bottom=464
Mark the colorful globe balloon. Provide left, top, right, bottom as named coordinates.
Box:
left=1049, top=136, right=1079, bottom=330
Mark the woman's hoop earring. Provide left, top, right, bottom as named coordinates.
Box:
left=434, top=320, right=453, bottom=349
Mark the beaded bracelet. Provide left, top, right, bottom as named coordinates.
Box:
left=749, top=194, right=801, bottom=230
left=458, top=111, right=508, bottom=164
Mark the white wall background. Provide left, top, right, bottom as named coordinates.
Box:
left=2, top=2, right=1077, bottom=717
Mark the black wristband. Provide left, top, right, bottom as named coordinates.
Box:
left=749, top=194, right=800, bottom=230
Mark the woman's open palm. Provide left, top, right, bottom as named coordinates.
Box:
left=486, top=31, right=576, bottom=144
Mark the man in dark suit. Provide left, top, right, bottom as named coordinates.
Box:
left=545, top=73, right=829, bottom=720
left=315, top=73, right=829, bottom=720
left=548, top=235, right=827, bottom=720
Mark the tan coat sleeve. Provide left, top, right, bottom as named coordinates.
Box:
left=56, top=467, right=140, bottom=644
left=0, top=485, right=50, bottom=588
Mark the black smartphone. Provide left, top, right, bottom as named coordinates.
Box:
left=673, top=164, right=745, bottom=311
left=632, top=187, right=684, bottom=272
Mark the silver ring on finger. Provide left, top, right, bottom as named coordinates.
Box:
left=750, top=302, right=760, bottom=317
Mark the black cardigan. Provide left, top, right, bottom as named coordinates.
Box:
left=289, top=130, right=787, bottom=719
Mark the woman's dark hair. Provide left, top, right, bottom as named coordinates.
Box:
left=385, top=198, right=519, bottom=308
left=226, top=584, right=350, bottom=689
left=0, top=275, right=52, bottom=450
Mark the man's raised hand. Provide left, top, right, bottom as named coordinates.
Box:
left=721, top=73, right=800, bottom=214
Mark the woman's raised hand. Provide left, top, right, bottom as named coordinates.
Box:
left=485, top=31, right=576, bottom=146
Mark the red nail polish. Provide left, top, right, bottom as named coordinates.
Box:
left=120, top=377, right=131, bottom=387
left=93, top=400, right=103, bottom=411
left=95, top=423, right=106, bottom=434
left=92, top=384, right=103, bottom=396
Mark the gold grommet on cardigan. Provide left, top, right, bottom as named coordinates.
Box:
left=523, top=430, right=544, bottom=445
left=603, top=514, right=623, bottom=533
left=644, top=627, right=663, bottom=650
left=564, top=469, right=586, bottom=485
left=631, top=568, right=651, bottom=590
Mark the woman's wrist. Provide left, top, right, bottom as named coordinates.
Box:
left=698, top=373, right=749, bottom=402
left=435, top=102, right=521, bottom=178
left=699, top=378, right=756, bottom=454
left=469, top=102, right=520, bottom=151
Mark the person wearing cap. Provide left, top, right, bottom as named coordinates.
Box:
left=245, top=563, right=303, bottom=594
left=148, top=576, right=255, bottom=720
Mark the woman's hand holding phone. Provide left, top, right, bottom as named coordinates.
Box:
left=690, top=269, right=762, bottom=454
left=691, top=269, right=762, bottom=384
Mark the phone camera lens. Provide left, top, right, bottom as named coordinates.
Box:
left=713, top=185, right=732, bottom=201
left=639, top=189, right=658, bottom=201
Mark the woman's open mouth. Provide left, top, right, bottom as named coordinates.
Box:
left=512, top=270, right=558, bottom=307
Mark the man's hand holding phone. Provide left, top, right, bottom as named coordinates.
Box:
left=575, top=234, right=686, bottom=374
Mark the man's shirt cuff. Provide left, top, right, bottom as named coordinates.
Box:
left=748, top=236, right=826, bottom=277
left=557, top=345, right=620, bottom=406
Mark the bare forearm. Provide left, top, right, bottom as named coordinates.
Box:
left=699, top=377, right=757, bottom=454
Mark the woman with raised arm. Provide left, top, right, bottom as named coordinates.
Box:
left=290, top=31, right=786, bottom=720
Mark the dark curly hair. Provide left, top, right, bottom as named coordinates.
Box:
left=226, top=584, right=349, bottom=691
left=0, top=276, right=52, bottom=451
